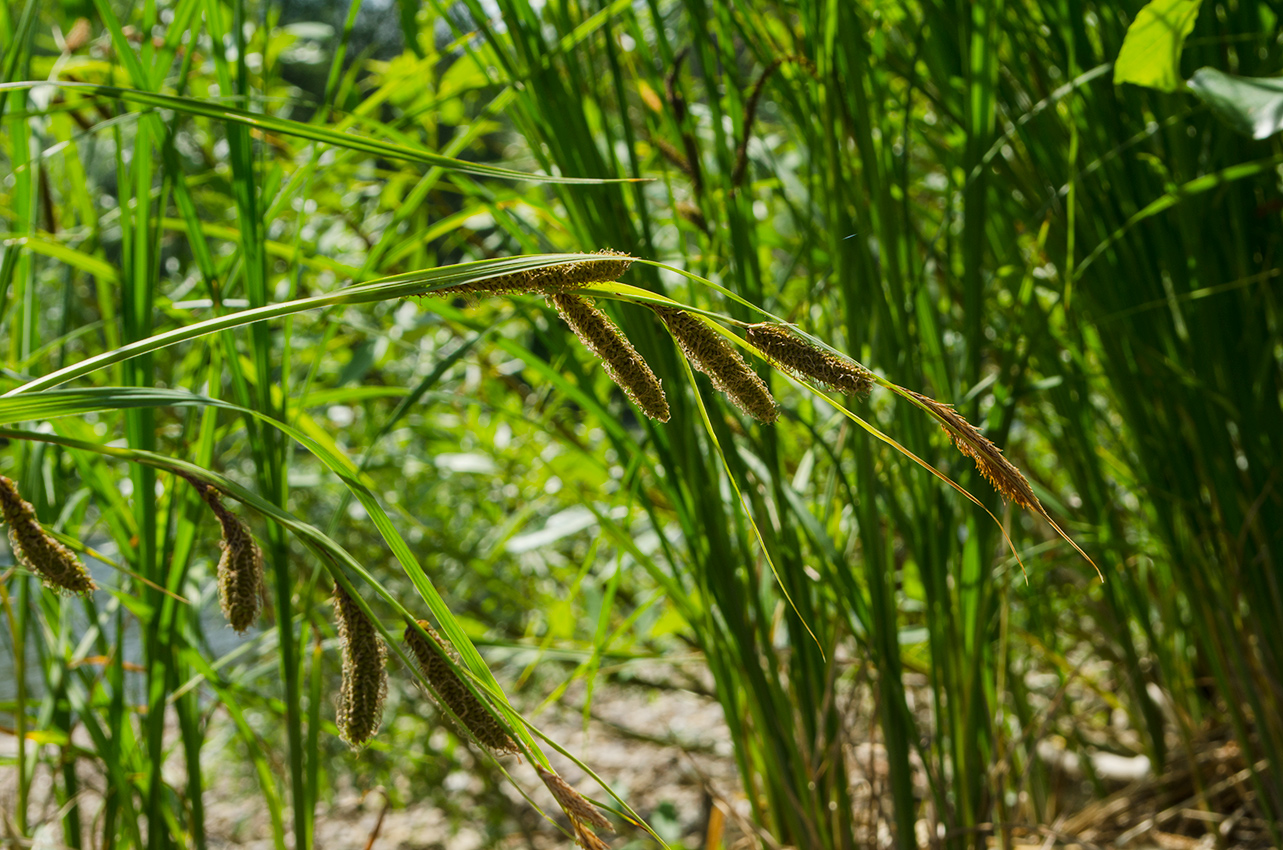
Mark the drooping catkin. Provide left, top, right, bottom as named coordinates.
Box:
left=403, top=620, right=518, bottom=755
left=549, top=293, right=670, bottom=422
left=654, top=306, right=778, bottom=423
left=907, top=391, right=1041, bottom=513
left=333, top=583, right=388, bottom=747
left=746, top=323, right=874, bottom=397
left=430, top=250, right=634, bottom=298
left=199, top=488, right=265, bottom=633
left=536, top=763, right=614, bottom=849
left=0, top=475, right=96, bottom=595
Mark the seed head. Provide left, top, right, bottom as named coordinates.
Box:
left=333, top=583, right=388, bottom=747
left=199, top=488, right=265, bottom=633
left=571, top=823, right=611, bottom=850
left=655, top=306, right=778, bottom=423
left=0, top=475, right=96, bottom=595
left=431, top=251, right=634, bottom=298
left=908, top=391, right=1041, bottom=512
left=746, top=323, right=873, bottom=397
left=404, top=620, right=518, bottom=755
left=549, top=293, right=669, bottom=422
left=536, top=763, right=614, bottom=849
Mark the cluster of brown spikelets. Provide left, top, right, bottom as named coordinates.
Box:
left=655, top=305, right=779, bottom=423
left=746, top=322, right=873, bottom=398
left=0, top=474, right=96, bottom=595
left=332, top=582, right=389, bottom=747
left=536, top=764, right=615, bottom=850
left=427, top=253, right=1070, bottom=541
left=549, top=292, right=670, bottom=422
left=432, top=250, right=636, bottom=297
left=403, top=619, right=518, bottom=754
left=429, top=250, right=789, bottom=425
left=0, top=253, right=1086, bottom=850
left=905, top=390, right=1040, bottom=512
left=197, top=485, right=266, bottom=633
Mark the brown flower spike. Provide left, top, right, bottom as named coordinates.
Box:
left=0, top=475, right=96, bottom=595
left=906, top=391, right=1040, bottom=512
left=549, top=292, right=670, bottom=422
left=404, top=620, right=518, bottom=755
left=655, top=306, right=778, bottom=423
left=431, top=250, right=634, bottom=297
left=199, top=488, right=265, bottom=633
left=333, top=583, right=388, bottom=747
left=535, top=763, right=614, bottom=850
left=904, top=390, right=1104, bottom=581
left=746, top=323, right=874, bottom=397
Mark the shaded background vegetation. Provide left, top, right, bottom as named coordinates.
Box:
left=1, top=0, right=1280, bottom=848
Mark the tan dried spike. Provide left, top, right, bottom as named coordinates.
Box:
left=536, top=763, right=615, bottom=840
left=0, top=475, right=96, bottom=595
left=571, top=822, right=612, bottom=850
left=333, top=583, right=388, bottom=747
left=431, top=250, right=634, bottom=298
left=907, top=391, right=1041, bottom=512
left=746, top=323, right=874, bottom=397
left=654, top=306, right=778, bottom=423
left=549, top=292, right=670, bottom=422
left=199, top=488, right=265, bottom=633
left=64, top=18, right=92, bottom=52
left=897, top=390, right=1102, bottom=582
left=404, top=620, right=518, bottom=755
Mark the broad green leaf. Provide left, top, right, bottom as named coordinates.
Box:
left=1188, top=67, right=1283, bottom=139
left=1114, top=0, right=1204, bottom=92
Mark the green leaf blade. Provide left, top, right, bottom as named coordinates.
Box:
left=1114, top=0, right=1204, bottom=92
left=1188, top=67, right=1283, bottom=139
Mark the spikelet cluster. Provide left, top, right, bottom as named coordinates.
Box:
left=404, top=620, right=518, bottom=755
left=432, top=251, right=634, bottom=297
left=908, top=391, right=1041, bottom=512
left=200, top=488, right=265, bottom=633
left=746, top=323, right=874, bottom=398
left=549, top=293, right=670, bottom=422
left=0, top=475, right=96, bottom=595
left=654, top=306, right=778, bottom=423
left=536, top=763, right=614, bottom=850
left=333, top=583, right=388, bottom=747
